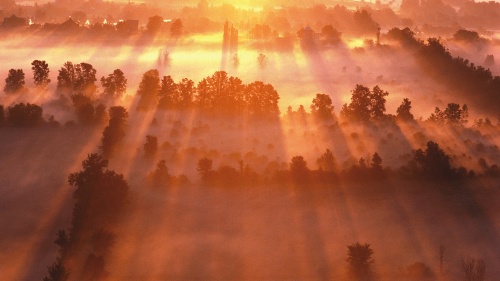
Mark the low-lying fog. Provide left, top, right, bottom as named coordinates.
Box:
left=1, top=31, right=499, bottom=281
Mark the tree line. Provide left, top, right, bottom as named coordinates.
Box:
left=386, top=27, right=500, bottom=114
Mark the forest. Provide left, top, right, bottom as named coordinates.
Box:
left=0, top=0, right=499, bottom=281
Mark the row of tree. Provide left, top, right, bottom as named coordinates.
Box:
left=132, top=139, right=475, bottom=190
left=136, top=70, right=280, bottom=119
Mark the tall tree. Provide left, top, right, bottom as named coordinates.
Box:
left=176, top=78, right=195, bottom=108
left=147, top=15, right=163, bottom=34
left=31, top=60, right=51, bottom=91
left=136, top=69, right=160, bottom=111
left=195, top=71, right=245, bottom=114
left=396, top=98, right=414, bottom=121
left=100, top=69, right=127, bottom=99
left=341, top=84, right=389, bottom=122
left=414, top=141, right=454, bottom=178
left=245, top=81, right=280, bottom=118
left=100, top=106, right=128, bottom=157
left=158, top=75, right=177, bottom=109
left=4, top=69, right=26, bottom=94
left=170, top=19, right=183, bottom=37
left=57, top=61, right=75, bottom=95
left=197, top=157, right=213, bottom=181
left=143, top=135, right=158, bottom=158
left=73, top=62, right=97, bottom=97
left=310, top=93, right=334, bottom=120
left=370, top=86, right=388, bottom=119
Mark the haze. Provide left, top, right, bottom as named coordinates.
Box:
left=0, top=1, right=499, bottom=281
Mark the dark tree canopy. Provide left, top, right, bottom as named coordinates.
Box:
left=321, top=25, right=342, bottom=45
left=170, top=19, right=183, bottom=37
left=144, top=135, right=158, bottom=158
left=396, top=98, right=414, bottom=121
left=453, top=29, right=480, bottom=42
left=100, top=106, right=128, bottom=157
left=316, top=149, right=336, bottom=172
left=71, top=94, right=107, bottom=126
left=197, top=157, right=213, bottom=181
left=4, top=69, right=26, bottom=94
left=7, top=103, right=43, bottom=127
left=353, top=10, right=379, bottom=35
left=346, top=243, right=374, bottom=280
left=31, top=60, right=51, bottom=90
left=290, top=156, right=309, bottom=182
left=429, top=103, right=468, bottom=125
left=341, top=84, right=388, bottom=123
left=56, top=62, right=97, bottom=97
left=100, top=69, right=127, bottom=99
left=245, top=81, right=280, bottom=119
left=158, top=75, right=177, bottom=109
left=42, top=258, right=69, bottom=281
left=311, top=93, right=334, bottom=120
left=147, top=15, right=163, bottom=34
left=414, top=141, right=455, bottom=179
left=136, top=69, right=160, bottom=111
left=196, top=71, right=246, bottom=115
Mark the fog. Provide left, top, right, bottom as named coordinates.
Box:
left=1, top=1, right=500, bottom=281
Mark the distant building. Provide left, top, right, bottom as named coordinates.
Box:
left=59, top=17, right=79, bottom=31
left=1, top=14, right=27, bottom=29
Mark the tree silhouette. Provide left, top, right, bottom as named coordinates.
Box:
left=73, top=62, right=97, bottom=97
left=170, top=19, right=183, bottom=37
left=414, top=141, right=455, bottom=179
left=371, top=152, right=382, bottom=170
left=56, top=62, right=97, bottom=97
left=290, top=156, right=309, bottom=181
left=71, top=94, right=107, bottom=125
left=100, top=106, right=128, bottom=157
left=100, top=69, right=127, bottom=99
left=143, top=135, right=158, bottom=158
left=31, top=60, right=51, bottom=92
left=149, top=160, right=171, bottom=187
left=147, top=15, right=163, bottom=34
left=195, top=71, right=245, bottom=114
left=316, top=149, right=336, bottom=172
left=346, top=243, right=374, bottom=280
left=7, top=103, right=43, bottom=127
left=136, top=69, right=160, bottom=111
left=4, top=69, right=26, bottom=94
left=370, top=86, right=388, bottom=119
left=197, top=157, right=213, bottom=181
left=396, top=98, right=414, bottom=121
left=429, top=103, right=468, bottom=125
left=321, top=25, right=342, bottom=46
left=42, top=258, right=69, bottom=281
left=158, top=75, right=177, bottom=109
left=353, top=10, right=379, bottom=35
left=68, top=153, right=129, bottom=234
left=310, top=93, right=334, bottom=120
left=341, top=84, right=388, bottom=122
left=245, top=81, right=280, bottom=118
left=57, top=62, right=75, bottom=95
left=176, top=78, right=195, bottom=108
left=341, top=84, right=372, bottom=122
